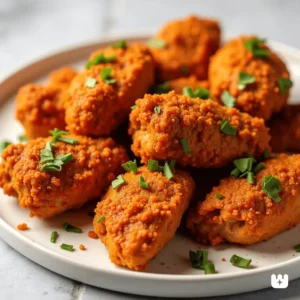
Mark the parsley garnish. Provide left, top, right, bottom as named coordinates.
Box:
left=221, top=91, right=236, bottom=108
left=86, top=53, right=116, bottom=69
left=278, top=77, right=293, bottom=95
left=112, top=40, right=127, bottom=49
left=147, top=38, right=166, bottom=48
left=0, top=141, right=12, bottom=153
left=238, top=72, right=255, bottom=90
left=220, top=120, right=237, bottom=136
left=183, top=86, right=210, bottom=99
left=262, top=175, right=281, bottom=202
left=151, top=82, right=170, bottom=94
left=244, top=38, right=269, bottom=58
left=101, top=67, right=116, bottom=84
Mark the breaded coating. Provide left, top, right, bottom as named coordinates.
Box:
left=0, top=136, right=128, bottom=218
left=268, top=105, right=300, bottom=153
left=93, top=166, right=195, bottom=270
left=186, top=154, right=300, bottom=245
left=129, top=91, right=271, bottom=168
left=169, top=76, right=209, bottom=94
left=16, top=67, right=77, bottom=139
left=209, top=36, right=290, bottom=120
left=65, top=44, right=154, bottom=136
left=150, top=15, right=220, bottom=82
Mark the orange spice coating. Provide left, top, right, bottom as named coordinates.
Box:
left=186, top=154, right=300, bottom=245
left=268, top=105, right=300, bottom=153
left=129, top=91, right=271, bottom=168
left=168, top=76, right=210, bottom=94
left=17, top=223, right=29, bottom=231
left=88, top=231, right=99, bottom=239
left=79, top=244, right=86, bottom=250
left=150, top=15, right=220, bottom=82
left=209, top=36, right=290, bottom=121
left=0, top=136, right=128, bottom=218
left=15, top=67, right=77, bottom=139
left=93, top=166, right=195, bottom=271
left=65, top=44, right=155, bottom=136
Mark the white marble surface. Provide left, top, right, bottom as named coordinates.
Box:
left=1, top=0, right=300, bottom=299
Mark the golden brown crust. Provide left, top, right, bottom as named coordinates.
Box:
left=15, top=67, right=77, bottom=139
left=93, top=166, right=195, bottom=270
left=65, top=44, right=155, bottom=136
left=169, top=76, right=209, bottom=94
left=129, top=91, right=271, bottom=168
left=186, top=154, right=300, bottom=245
left=209, top=35, right=290, bottom=120
left=150, top=15, right=221, bottom=82
left=268, top=105, right=300, bottom=153
left=0, top=136, right=128, bottom=218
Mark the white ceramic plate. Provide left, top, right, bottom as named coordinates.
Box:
left=1, top=34, right=300, bottom=298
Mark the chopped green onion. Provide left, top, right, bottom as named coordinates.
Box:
left=60, top=243, right=74, bottom=252
left=295, top=244, right=300, bottom=252
left=180, top=138, right=191, bottom=154
left=220, top=120, right=237, bottom=136
left=131, top=105, right=137, bottom=110
left=139, top=176, right=149, bottom=189
left=151, top=82, right=170, bottom=94
left=180, top=66, right=189, bottom=73
left=18, top=135, right=28, bottom=143
left=50, top=231, right=58, bottom=243
left=147, top=159, right=163, bottom=172
left=216, top=194, right=224, bottom=199
left=112, top=40, right=127, bottom=49
left=49, top=128, right=78, bottom=145
left=189, top=250, right=208, bottom=269
left=169, top=159, right=176, bottom=171
left=262, top=175, right=281, bottom=202
left=85, top=77, right=97, bottom=88
left=203, top=263, right=216, bottom=274
left=230, top=254, right=252, bottom=268
left=278, top=77, right=293, bottom=95
left=101, top=67, right=116, bottom=84
left=231, top=167, right=240, bottom=178
left=263, top=149, right=269, bottom=159
left=234, top=157, right=255, bottom=173
left=86, top=53, right=116, bottom=69
left=112, top=174, right=126, bottom=189
left=63, top=223, right=82, bottom=233
left=238, top=72, right=255, bottom=90
left=122, top=159, right=138, bottom=174
left=244, top=38, right=269, bottom=58
left=221, top=91, right=236, bottom=108
left=147, top=38, right=166, bottom=48
left=247, top=172, right=255, bottom=184
left=163, top=162, right=174, bottom=180
left=154, top=106, right=161, bottom=114
left=183, top=86, right=210, bottom=99
left=0, top=141, right=12, bottom=153
left=41, top=153, right=73, bottom=172
left=97, top=216, right=105, bottom=223
left=254, top=162, right=265, bottom=173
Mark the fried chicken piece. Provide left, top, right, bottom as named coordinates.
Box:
left=169, top=76, right=209, bottom=94
left=268, top=105, right=300, bottom=153
left=186, top=154, right=300, bottom=245
left=93, top=166, right=195, bottom=271
left=129, top=91, right=271, bottom=168
left=16, top=67, right=77, bottom=139
left=65, top=44, right=154, bottom=136
left=0, top=136, right=128, bottom=218
left=209, top=36, right=291, bottom=120
left=150, top=15, right=220, bottom=82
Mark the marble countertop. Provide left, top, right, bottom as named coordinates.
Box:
left=1, top=0, right=300, bottom=299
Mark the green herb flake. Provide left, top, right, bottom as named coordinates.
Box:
left=295, top=244, right=300, bottom=252
left=18, top=135, right=28, bottom=143
left=154, top=106, right=161, bottom=114
left=122, top=159, right=138, bottom=174
left=189, top=250, right=208, bottom=270
left=151, top=82, right=170, bottom=94
left=278, top=77, right=293, bottom=95
left=183, top=86, right=210, bottom=100
left=169, top=159, right=176, bottom=171
left=203, top=263, right=216, bottom=274
left=263, top=149, right=269, bottom=159
left=231, top=167, right=240, bottom=178
left=63, top=223, right=82, bottom=233
left=180, top=138, right=191, bottom=154
left=49, top=128, right=78, bottom=145
left=220, top=119, right=237, bottom=136
left=216, top=194, right=224, bottom=199
left=221, top=91, right=236, bottom=108
left=233, top=157, right=255, bottom=173
left=247, top=172, right=255, bottom=184
left=0, top=141, right=12, bottom=153
left=85, top=77, right=97, bottom=88
left=50, top=231, right=58, bottom=243
left=238, top=72, right=255, bottom=90
left=163, top=162, right=174, bottom=180
left=131, top=105, right=137, bottom=110
left=60, top=243, right=74, bottom=252
left=112, top=174, right=126, bottom=189
left=97, top=216, right=105, bottom=223
left=180, top=66, right=189, bottom=73
left=86, top=53, right=116, bottom=69
left=254, top=162, right=265, bottom=173
left=147, top=159, right=163, bottom=172
left=262, top=175, right=281, bottom=202
left=112, top=40, right=127, bottom=49
left=147, top=38, right=166, bottom=49
left=139, top=176, right=149, bottom=189
left=230, top=254, right=252, bottom=268
left=244, top=38, right=269, bottom=59
left=101, top=67, right=116, bottom=84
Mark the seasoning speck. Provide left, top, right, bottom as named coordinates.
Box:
left=79, top=244, right=86, bottom=251
left=17, top=223, right=29, bottom=231
left=88, top=231, right=99, bottom=239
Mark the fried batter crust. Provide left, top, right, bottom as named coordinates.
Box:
left=65, top=44, right=154, bottom=136
left=209, top=36, right=290, bottom=120
left=129, top=91, right=271, bottom=168
left=93, top=166, right=195, bottom=270
left=0, top=136, right=128, bottom=218
left=186, top=154, right=300, bottom=245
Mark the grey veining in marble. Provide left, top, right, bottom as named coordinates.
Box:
left=1, top=0, right=300, bottom=299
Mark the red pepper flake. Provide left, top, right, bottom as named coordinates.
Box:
left=88, top=231, right=99, bottom=239
left=17, top=223, right=29, bottom=231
